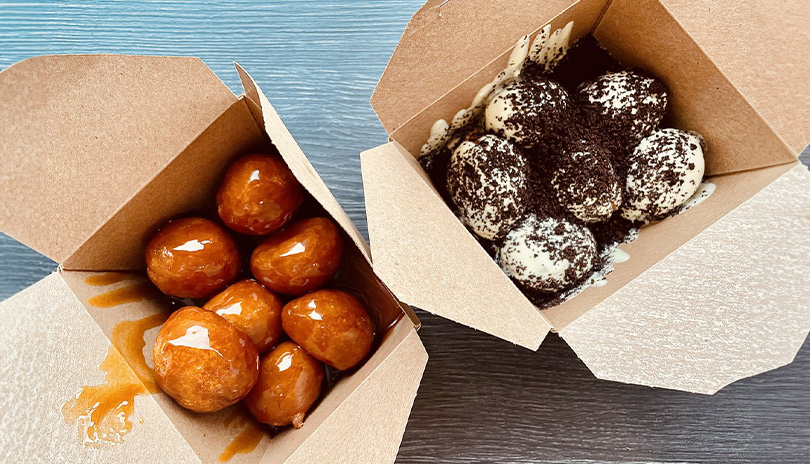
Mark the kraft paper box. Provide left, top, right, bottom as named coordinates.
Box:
left=0, top=56, right=427, bottom=463
left=361, top=0, right=810, bottom=394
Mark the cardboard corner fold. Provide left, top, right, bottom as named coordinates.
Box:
left=265, top=318, right=427, bottom=464
left=371, top=0, right=585, bottom=135
left=361, top=141, right=551, bottom=350
left=656, top=0, right=810, bottom=155
left=0, top=273, right=200, bottom=462
left=0, top=54, right=236, bottom=265
left=560, top=164, right=810, bottom=394
left=234, top=63, right=372, bottom=265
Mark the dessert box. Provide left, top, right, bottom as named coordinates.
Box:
left=362, top=0, right=810, bottom=394
left=0, top=56, right=427, bottom=463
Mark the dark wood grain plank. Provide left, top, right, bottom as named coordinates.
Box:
left=1, top=2, right=809, bottom=463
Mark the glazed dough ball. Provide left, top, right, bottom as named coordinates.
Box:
left=621, top=128, right=705, bottom=223
left=153, top=307, right=259, bottom=413
left=498, top=214, right=598, bottom=292
left=447, top=134, right=528, bottom=240
left=145, top=217, right=240, bottom=299
left=485, top=77, right=573, bottom=147
left=552, top=144, right=622, bottom=223
left=578, top=70, right=667, bottom=145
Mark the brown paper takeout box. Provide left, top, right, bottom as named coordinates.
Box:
left=0, top=56, right=427, bottom=463
left=362, top=0, right=810, bottom=394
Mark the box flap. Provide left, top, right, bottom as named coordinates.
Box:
left=593, top=0, right=798, bottom=176
left=0, top=273, right=201, bottom=462
left=0, top=55, right=236, bottom=265
left=371, top=0, right=585, bottom=135
left=361, top=142, right=552, bottom=350
left=265, top=318, right=427, bottom=464
left=235, top=64, right=371, bottom=264
left=63, top=99, right=266, bottom=271
left=658, top=0, right=810, bottom=155
left=560, top=164, right=810, bottom=394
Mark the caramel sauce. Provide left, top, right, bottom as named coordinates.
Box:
left=61, top=345, right=148, bottom=448
left=85, top=272, right=131, bottom=286
left=110, top=312, right=169, bottom=393
left=87, top=282, right=162, bottom=308
left=62, top=312, right=168, bottom=447
left=219, top=409, right=266, bottom=462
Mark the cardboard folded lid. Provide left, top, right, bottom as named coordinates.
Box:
left=560, top=163, right=810, bottom=394
left=361, top=142, right=552, bottom=350
left=371, top=0, right=583, bottom=135
left=657, top=0, right=810, bottom=155
left=0, top=273, right=202, bottom=463
left=0, top=55, right=236, bottom=265
left=372, top=0, right=810, bottom=156
left=1, top=270, right=428, bottom=463
left=235, top=64, right=371, bottom=264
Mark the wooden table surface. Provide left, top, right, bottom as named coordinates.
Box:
left=1, top=1, right=809, bottom=463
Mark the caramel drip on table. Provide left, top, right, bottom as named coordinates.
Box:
left=84, top=272, right=131, bottom=286
left=87, top=282, right=162, bottom=308
left=61, top=312, right=168, bottom=447
left=219, top=409, right=266, bottom=462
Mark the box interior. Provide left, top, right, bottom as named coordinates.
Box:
left=54, top=95, right=414, bottom=463
left=371, top=0, right=802, bottom=334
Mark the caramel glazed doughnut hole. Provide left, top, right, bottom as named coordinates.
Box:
left=203, top=279, right=284, bottom=354
left=145, top=217, right=240, bottom=299
left=217, top=153, right=304, bottom=235
left=153, top=307, right=259, bottom=413
left=244, top=341, right=324, bottom=429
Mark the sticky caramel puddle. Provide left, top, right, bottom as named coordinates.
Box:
left=61, top=345, right=148, bottom=448
left=62, top=311, right=168, bottom=447
left=73, top=274, right=268, bottom=457
left=219, top=409, right=267, bottom=462
left=87, top=281, right=162, bottom=308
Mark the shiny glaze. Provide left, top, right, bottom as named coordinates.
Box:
left=153, top=307, right=259, bottom=413
left=217, top=153, right=304, bottom=235
left=203, top=279, right=284, bottom=353
left=145, top=217, right=241, bottom=299
left=87, top=281, right=162, bottom=308
left=251, top=217, right=343, bottom=295
left=282, top=289, right=374, bottom=370
left=244, top=341, right=324, bottom=428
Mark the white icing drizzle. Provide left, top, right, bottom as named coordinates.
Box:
left=678, top=181, right=716, bottom=213
left=420, top=21, right=575, bottom=156
left=543, top=227, right=640, bottom=307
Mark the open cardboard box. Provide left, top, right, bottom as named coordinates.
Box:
left=362, top=0, right=810, bottom=394
left=0, top=56, right=427, bottom=463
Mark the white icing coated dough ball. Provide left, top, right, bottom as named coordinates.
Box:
left=447, top=135, right=528, bottom=240
left=485, top=78, right=572, bottom=147
left=498, top=214, right=597, bottom=292
left=579, top=70, right=668, bottom=145
left=552, top=146, right=622, bottom=223
left=621, top=128, right=705, bottom=223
